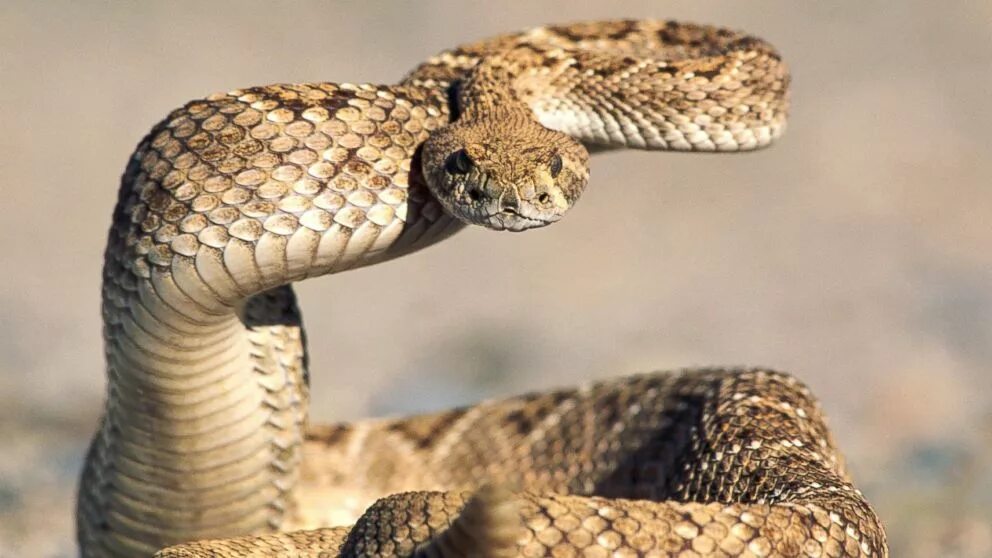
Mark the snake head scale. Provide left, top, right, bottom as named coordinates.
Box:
left=422, top=115, right=590, bottom=232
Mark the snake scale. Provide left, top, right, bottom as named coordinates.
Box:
left=76, top=19, right=888, bottom=557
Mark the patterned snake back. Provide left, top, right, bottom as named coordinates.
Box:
left=76, top=19, right=887, bottom=557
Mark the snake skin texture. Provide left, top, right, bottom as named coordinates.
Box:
left=77, top=19, right=887, bottom=557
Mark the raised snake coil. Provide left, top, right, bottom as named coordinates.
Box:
left=76, top=19, right=887, bottom=557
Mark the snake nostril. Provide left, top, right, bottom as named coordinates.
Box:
left=499, top=196, right=519, bottom=215
left=538, top=193, right=550, bottom=204
left=467, top=189, right=482, bottom=202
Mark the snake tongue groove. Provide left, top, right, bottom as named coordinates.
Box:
left=76, top=18, right=886, bottom=558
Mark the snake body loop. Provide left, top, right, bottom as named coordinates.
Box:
left=77, top=19, right=887, bottom=557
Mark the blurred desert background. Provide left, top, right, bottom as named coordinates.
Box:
left=1, top=1, right=990, bottom=556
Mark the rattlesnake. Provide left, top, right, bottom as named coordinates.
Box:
left=76, top=19, right=887, bottom=557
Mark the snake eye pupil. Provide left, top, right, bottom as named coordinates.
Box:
left=549, top=153, right=563, bottom=178
left=446, top=149, right=474, bottom=175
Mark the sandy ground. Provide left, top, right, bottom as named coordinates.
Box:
left=1, top=2, right=990, bottom=556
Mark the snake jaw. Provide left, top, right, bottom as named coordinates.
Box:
left=441, top=178, right=566, bottom=232
left=484, top=210, right=555, bottom=232
left=439, top=186, right=557, bottom=231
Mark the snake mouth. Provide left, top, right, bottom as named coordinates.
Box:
left=482, top=210, right=555, bottom=232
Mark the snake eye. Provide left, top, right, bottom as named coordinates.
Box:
left=549, top=153, right=563, bottom=178
left=446, top=149, right=474, bottom=175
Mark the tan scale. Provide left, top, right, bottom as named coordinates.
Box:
left=76, top=19, right=887, bottom=557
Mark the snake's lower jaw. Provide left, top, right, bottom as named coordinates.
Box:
left=478, top=208, right=559, bottom=232
left=442, top=201, right=559, bottom=231
left=487, top=216, right=554, bottom=232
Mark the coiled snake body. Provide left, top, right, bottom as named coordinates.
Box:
left=77, top=20, right=887, bottom=557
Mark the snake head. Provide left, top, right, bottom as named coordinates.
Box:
left=422, top=118, right=589, bottom=232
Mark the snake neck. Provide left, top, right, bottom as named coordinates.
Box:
left=455, top=50, right=535, bottom=122
left=79, top=249, right=311, bottom=556
left=79, top=82, right=463, bottom=556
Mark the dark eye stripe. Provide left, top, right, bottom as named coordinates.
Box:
left=446, top=149, right=474, bottom=175
left=549, top=153, right=563, bottom=178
